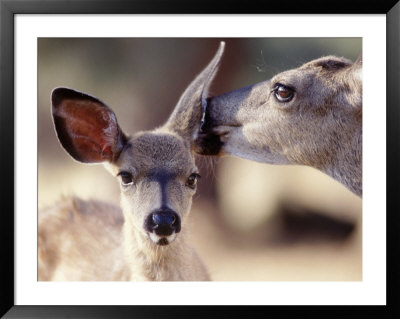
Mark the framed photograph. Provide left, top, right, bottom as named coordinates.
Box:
left=1, top=1, right=398, bottom=318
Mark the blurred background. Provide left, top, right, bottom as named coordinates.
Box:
left=38, top=38, right=362, bottom=281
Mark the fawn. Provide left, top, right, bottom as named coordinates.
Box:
left=38, top=43, right=225, bottom=281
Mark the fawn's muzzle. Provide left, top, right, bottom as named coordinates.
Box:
left=145, top=209, right=181, bottom=237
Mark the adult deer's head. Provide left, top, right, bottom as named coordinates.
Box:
left=196, top=51, right=362, bottom=196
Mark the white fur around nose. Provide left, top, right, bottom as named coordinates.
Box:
left=149, top=232, right=177, bottom=245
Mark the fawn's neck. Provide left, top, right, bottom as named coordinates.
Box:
left=122, top=221, right=208, bottom=281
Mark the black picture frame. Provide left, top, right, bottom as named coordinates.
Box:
left=1, top=1, right=399, bottom=318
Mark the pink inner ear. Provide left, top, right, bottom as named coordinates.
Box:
left=55, top=99, right=120, bottom=163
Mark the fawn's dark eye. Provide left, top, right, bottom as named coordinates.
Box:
left=118, top=171, right=133, bottom=186
left=272, top=83, right=295, bottom=102
left=186, top=173, right=201, bottom=189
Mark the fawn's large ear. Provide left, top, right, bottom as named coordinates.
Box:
left=165, top=41, right=225, bottom=142
left=51, top=87, right=127, bottom=163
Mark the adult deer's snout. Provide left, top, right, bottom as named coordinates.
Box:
left=195, top=93, right=240, bottom=156
left=195, top=97, right=225, bottom=155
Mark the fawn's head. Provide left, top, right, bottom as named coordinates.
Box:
left=51, top=43, right=225, bottom=246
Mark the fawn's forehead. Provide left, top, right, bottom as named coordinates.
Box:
left=120, top=131, right=195, bottom=172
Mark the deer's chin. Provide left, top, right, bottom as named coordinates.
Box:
left=148, top=232, right=177, bottom=246
left=217, top=128, right=291, bottom=165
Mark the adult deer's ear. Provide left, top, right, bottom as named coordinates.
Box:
left=354, top=52, right=362, bottom=66
left=165, top=42, right=225, bottom=143
left=51, top=87, right=127, bottom=163
left=352, top=52, right=362, bottom=83
left=344, top=53, right=362, bottom=112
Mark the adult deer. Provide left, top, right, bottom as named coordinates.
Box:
left=196, top=44, right=362, bottom=197
left=38, top=43, right=225, bottom=281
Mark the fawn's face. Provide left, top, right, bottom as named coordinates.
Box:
left=197, top=55, right=362, bottom=168
left=106, top=132, right=199, bottom=245
left=51, top=89, right=200, bottom=246
left=51, top=43, right=225, bottom=246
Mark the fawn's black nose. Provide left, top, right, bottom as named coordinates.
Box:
left=145, top=209, right=181, bottom=236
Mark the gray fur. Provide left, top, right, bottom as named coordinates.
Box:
left=197, top=51, right=362, bottom=197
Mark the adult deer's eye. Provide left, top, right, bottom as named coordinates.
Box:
left=186, top=173, right=201, bottom=189
left=272, top=84, right=294, bottom=102
left=118, top=171, right=133, bottom=186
